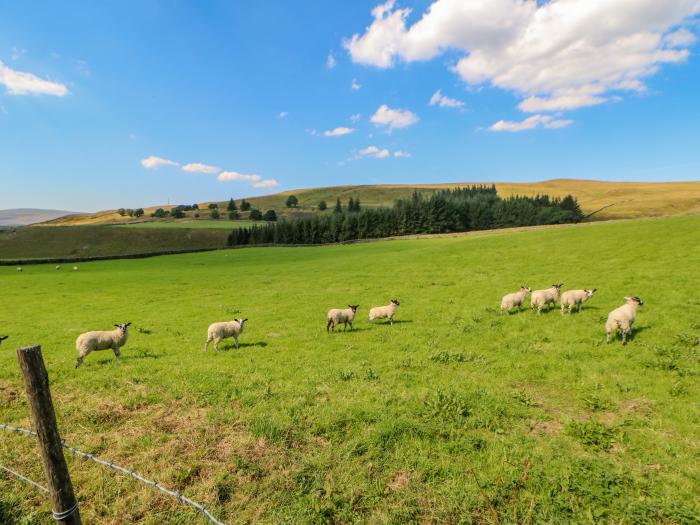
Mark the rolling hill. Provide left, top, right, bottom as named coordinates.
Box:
left=41, top=179, right=700, bottom=227
left=0, top=208, right=80, bottom=226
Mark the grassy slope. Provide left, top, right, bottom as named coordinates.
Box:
left=117, top=219, right=259, bottom=230
left=0, top=226, right=229, bottom=260
left=1, top=215, right=699, bottom=524
left=43, top=179, right=700, bottom=227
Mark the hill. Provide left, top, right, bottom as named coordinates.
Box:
left=42, top=179, right=700, bottom=227
left=0, top=208, right=80, bottom=226
left=1, top=215, right=699, bottom=523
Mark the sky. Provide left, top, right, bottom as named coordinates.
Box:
left=1, top=0, right=700, bottom=212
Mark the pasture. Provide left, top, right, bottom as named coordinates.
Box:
left=1, top=215, right=699, bottom=524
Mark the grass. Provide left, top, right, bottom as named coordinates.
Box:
left=0, top=226, right=229, bottom=260
left=1, top=215, right=699, bottom=524
left=44, top=179, right=700, bottom=227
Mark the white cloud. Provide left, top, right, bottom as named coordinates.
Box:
left=141, top=156, right=179, bottom=169
left=182, top=163, right=221, bottom=174
left=326, top=53, right=337, bottom=69
left=370, top=104, right=419, bottom=130
left=0, top=61, right=69, bottom=96
left=277, top=111, right=289, bottom=118
left=489, top=114, right=574, bottom=132
left=324, top=126, right=355, bottom=137
left=11, top=47, right=26, bottom=61
left=394, top=150, right=412, bottom=157
left=217, top=171, right=262, bottom=182
left=350, top=113, right=362, bottom=123
left=357, top=145, right=391, bottom=159
left=253, top=179, right=279, bottom=189
left=345, top=0, right=700, bottom=115
left=429, top=89, right=464, bottom=109
left=351, top=78, right=362, bottom=90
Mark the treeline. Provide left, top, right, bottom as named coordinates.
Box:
left=227, top=186, right=584, bottom=246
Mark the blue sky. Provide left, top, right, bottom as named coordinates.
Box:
left=1, top=0, right=699, bottom=212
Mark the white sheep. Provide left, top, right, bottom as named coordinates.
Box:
left=55, top=265, right=61, bottom=270
left=0, top=336, right=8, bottom=345
left=75, top=323, right=131, bottom=368
left=531, top=284, right=564, bottom=315
left=369, top=299, right=400, bottom=325
left=560, top=288, right=597, bottom=314
left=327, top=305, right=359, bottom=332
left=606, top=297, right=644, bottom=345
left=16, top=267, right=22, bottom=272
left=204, top=318, right=247, bottom=351
left=500, top=286, right=531, bottom=314
left=73, top=266, right=79, bottom=271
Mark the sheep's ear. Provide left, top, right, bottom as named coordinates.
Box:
left=114, top=324, right=119, bottom=327
left=126, top=322, right=132, bottom=327
left=243, top=318, right=248, bottom=322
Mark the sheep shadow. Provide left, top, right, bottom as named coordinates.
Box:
left=219, top=341, right=268, bottom=351
left=326, top=327, right=370, bottom=333
left=90, top=350, right=162, bottom=366
left=371, top=319, right=413, bottom=325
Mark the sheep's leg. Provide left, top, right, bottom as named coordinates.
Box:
left=389, top=316, right=393, bottom=326
left=204, top=337, right=211, bottom=352
left=214, top=338, right=221, bottom=352
left=621, top=331, right=628, bottom=345
left=112, top=347, right=121, bottom=361
left=75, top=353, right=86, bottom=368
left=234, top=336, right=239, bottom=350
left=326, top=319, right=333, bottom=333
left=349, top=321, right=353, bottom=331
left=560, top=304, right=565, bottom=315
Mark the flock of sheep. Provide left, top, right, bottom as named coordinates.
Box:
left=0, top=280, right=643, bottom=367
left=501, top=284, right=644, bottom=344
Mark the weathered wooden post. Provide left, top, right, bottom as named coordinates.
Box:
left=16, top=345, right=82, bottom=525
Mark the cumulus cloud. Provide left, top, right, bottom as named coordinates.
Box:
left=370, top=104, right=419, bottom=130
left=141, top=156, right=179, bottom=169
left=429, top=89, right=465, bottom=109
left=357, top=145, right=391, bottom=159
left=351, top=78, right=362, bottom=90
left=326, top=53, right=337, bottom=69
left=253, top=178, right=279, bottom=188
left=394, top=150, right=412, bottom=157
left=182, top=163, right=220, bottom=174
left=0, top=61, right=69, bottom=96
left=345, top=0, right=700, bottom=116
left=324, top=126, right=355, bottom=137
left=217, top=171, right=262, bottom=182
left=489, top=114, right=574, bottom=132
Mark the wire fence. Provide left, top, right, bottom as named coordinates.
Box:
left=0, top=423, right=226, bottom=525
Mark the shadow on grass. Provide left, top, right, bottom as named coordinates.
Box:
left=326, top=327, right=371, bottom=333
left=219, top=341, right=268, bottom=351
left=371, top=319, right=414, bottom=325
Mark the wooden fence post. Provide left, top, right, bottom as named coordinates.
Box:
left=16, top=345, right=82, bottom=525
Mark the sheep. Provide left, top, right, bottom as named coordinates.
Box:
left=530, top=284, right=564, bottom=314
left=75, top=322, right=131, bottom=368
left=0, top=336, right=7, bottom=345
left=560, top=288, right=597, bottom=314
left=500, top=286, right=531, bottom=314
left=16, top=267, right=22, bottom=272
left=369, top=299, right=400, bottom=325
left=73, top=266, right=79, bottom=271
left=606, top=297, right=644, bottom=345
left=327, top=305, right=359, bottom=332
left=55, top=265, right=61, bottom=270
left=204, top=318, right=247, bottom=351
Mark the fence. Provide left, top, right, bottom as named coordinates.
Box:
left=0, top=345, right=226, bottom=524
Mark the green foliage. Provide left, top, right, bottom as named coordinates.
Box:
left=228, top=211, right=239, bottom=220
left=565, top=419, right=625, bottom=451
left=240, top=199, right=251, bottom=211
left=210, top=209, right=220, bottom=219
left=263, top=209, right=277, bottom=222
left=117, top=208, right=126, bottom=216
left=208, top=203, right=218, bottom=210
left=228, top=186, right=585, bottom=246
left=318, top=200, right=327, bottom=211
left=227, top=198, right=237, bottom=212
left=286, top=195, right=299, bottom=208
left=249, top=209, right=263, bottom=220
left=151, top=207, right=168, bottom=218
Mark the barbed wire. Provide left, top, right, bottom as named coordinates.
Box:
left=1, top=423, right=226, bottom=525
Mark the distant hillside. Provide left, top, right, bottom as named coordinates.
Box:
left=0, top=208, right=79, bottom=226
left=43, top=179, right=700, bottom=227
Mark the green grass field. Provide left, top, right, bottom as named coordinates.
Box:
left=1, top=216, right=699, bottom=524
left=117, top=220, right=260, bottom=230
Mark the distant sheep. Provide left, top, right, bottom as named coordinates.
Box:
left=531, top=284, right=564, bottom=314
left=501, top=286, right=531, bottom=314
left=327, top=305, right=359, bottom=332
left=73, top=266, right=79, bottom=271
left=0, top=336, right=7, bottom=345
left=75, top=323, right=131, bottom=368
left=16, top=267, right=22, bottom=272
left=369, top=299, right=400, bottom=325
left=560, top=288, right=597, bottom=314
left=55, top=265, right=61, bottom=270
left=205, top=318, right=247, bottom=351
left=606, top=297, right=644, bottom=345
